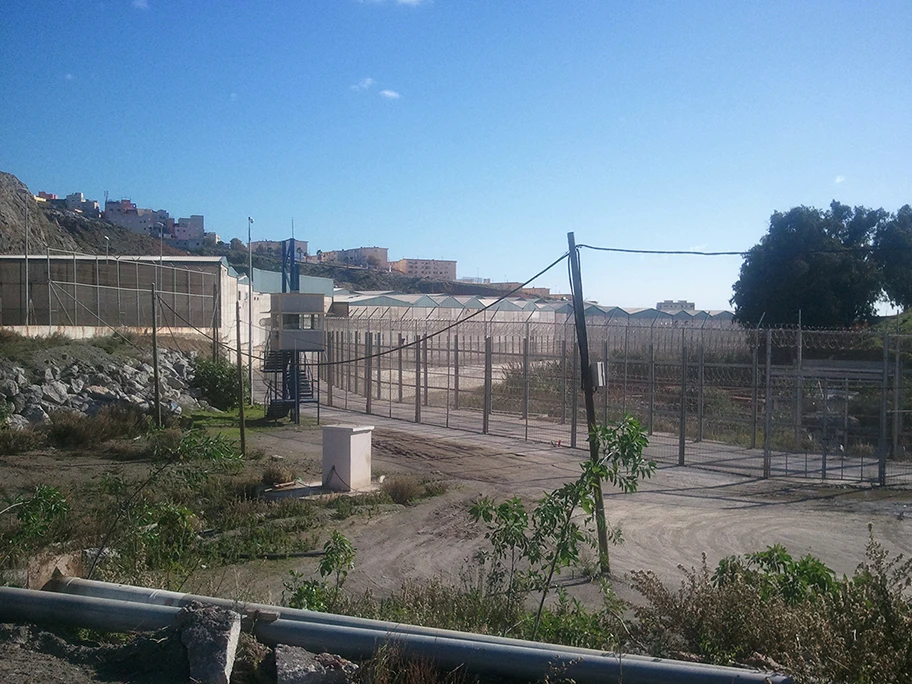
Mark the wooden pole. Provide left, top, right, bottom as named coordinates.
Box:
left=567, top=232, right=611, bottom=575
left=151, top=285, right=162, bottom=428
left=236, top=300, right=247, bottom=458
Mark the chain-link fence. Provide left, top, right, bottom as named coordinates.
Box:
left=321, top=316, right=912, bottom=485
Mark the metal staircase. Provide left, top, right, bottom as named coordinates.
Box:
left=263, top=345, right=319, bottom=423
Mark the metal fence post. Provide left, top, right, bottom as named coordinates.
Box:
left=561, top=339, right=567, bottom=425
left=763, top=329, right=773, bottom=478
left=602, top=338, right=609, bottom=425
left=327, top=331, right=334, bottom=408
left=422, top=335, right=429, bottom=407
left=648, top=341, right=655, bottom=436
left=678, top=329, right=686, bottom=466
left=354, top=331, right=360, bottom=395
left=454, top=333, right=460, bottom=410
left=751, top=330, right=759, bottom=449
left=795, top=323, right=803, bottom=447
left=822, top=377, right=829, bottom=480
left=483, top=336, right=492, bottom=435
left=397, top=335, right=404, bottom=403
left=376, top=331, right=383, bottom=401
left=522, top=333, right=529, bottom=438
left=345, top=324, right=351, bottom=392
left=697, top=343, right=705, bottom=442
left=621, top=324, right=629, bottom=417
left=571, top=342, right=579, bottom=448
left=414, top=335, right=421, bottom=423
left=880, top=333, right=889, bottom=485
left=894, top=333, right=902, bottom=461
left=365, top=332, right=372, bottom=415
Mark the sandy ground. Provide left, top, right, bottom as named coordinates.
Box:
left=183, top=407, right=912, bottom=608
left=4, top=407, right=912, bottom=680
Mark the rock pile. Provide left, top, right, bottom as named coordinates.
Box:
left=0, top=349, right=206, bottom=428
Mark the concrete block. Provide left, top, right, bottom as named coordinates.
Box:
left=178, top=602, right=241, bottom=684
left=322, top=424, right=373, bottom=492
left=275, top=645, right=358, bottom=684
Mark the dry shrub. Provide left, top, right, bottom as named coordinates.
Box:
left=46, top=404, right=150, bottom=448
left=381, top=476, right=447, bottom=505
left=0, top=425, right=45, bottom=455
left=146, top=426, right=183, bottom=456
left=355, top=640, right=472, bottom=684
left=261, top=463, right=295, bottom=487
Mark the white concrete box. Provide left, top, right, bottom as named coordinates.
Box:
left=322, top=424, right=373, bottom=492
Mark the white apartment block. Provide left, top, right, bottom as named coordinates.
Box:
left=175, top=215, right=205, bottom=241
left=390, top=258, right=457, bottom=281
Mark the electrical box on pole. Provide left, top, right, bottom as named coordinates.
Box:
left=591, top=361, right=605, bottom=390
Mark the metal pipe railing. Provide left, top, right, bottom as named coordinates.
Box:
left=35, top=579, right=790, bottom=683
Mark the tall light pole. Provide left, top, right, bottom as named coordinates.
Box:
left=247, top=216, right=254, bottom=404
left=23, top=192, right=29, bottom=326
left=104, top=235, right=110, bottom=262
left=155, top=222, right=165, bottom=290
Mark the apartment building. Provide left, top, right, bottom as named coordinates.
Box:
left=323, top=246, right=388, bottom=269
left=104, top=199, right=173, bottom=236
left=389, top=258, right=457, bottom=281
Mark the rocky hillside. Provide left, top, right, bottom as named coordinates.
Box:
left=0, top=337, right=206, bottom=427
left=0, top=171, right=185, bottom=257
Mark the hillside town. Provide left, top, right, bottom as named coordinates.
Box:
left=34, top=189, right=463, bottom=284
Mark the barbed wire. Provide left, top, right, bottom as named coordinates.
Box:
left=156, top=251, right=571, bottom=368
left=578, top=243, right=912, bottom=257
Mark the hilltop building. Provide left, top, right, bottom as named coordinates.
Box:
left=36, top=191, right=101, bottom=217
left=321, top=247, right=388, bottom=269
left=390, top=258, right=456, bottom=280
left=103, top=199, right=173, bottom=237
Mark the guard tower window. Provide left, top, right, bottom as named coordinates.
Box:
left=281, top=313, right=323, bottom=330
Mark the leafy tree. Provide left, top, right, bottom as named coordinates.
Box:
left=731, top=202, right=886, bottom=327
left=874, top=205, right=912, bottom=311
left=470, top=415, right=655, bottom=640
left=192, top=356, right=247, bottom=410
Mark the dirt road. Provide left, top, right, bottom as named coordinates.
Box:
left=231, top=409, right=912, bottom=607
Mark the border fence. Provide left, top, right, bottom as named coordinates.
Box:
left=320, top=317, right=912, bottom=486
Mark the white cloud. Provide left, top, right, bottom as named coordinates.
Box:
left=132, top=0, right=148, bottom=8
left=379, top=89, right=400, bottom=99
left=834, top=175, right=845, bottom=184
left=229, top=92, right=238, bottom=101
left=65, top=73, right=74, bottom=81
left=397, top=0, right=426, bottom=5
left=350, top=77, right=374, bottom=91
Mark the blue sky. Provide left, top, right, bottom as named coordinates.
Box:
left=1, top=1, right=910, bottom=310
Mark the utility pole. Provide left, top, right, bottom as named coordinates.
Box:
left=236, top=300, right=247, bottom=458
left=247, top=216, right=254, bottom=404
left=567, top=232, right=611, bottom=575
left=23, top=192, right=29, bottom=326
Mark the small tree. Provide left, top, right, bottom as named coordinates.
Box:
left=192, top=356, right=247, bottom=410
left=283, top=531, right=355, bottom=612
left=471, top=415, right=655, bottom=640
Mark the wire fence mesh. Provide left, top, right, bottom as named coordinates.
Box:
left=321, top=316, right=912, bottom=485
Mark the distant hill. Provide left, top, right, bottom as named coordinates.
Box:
left=0, top=171, right=186, bottom=257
